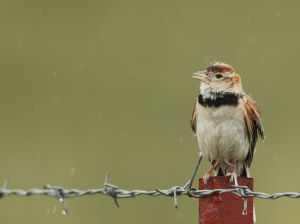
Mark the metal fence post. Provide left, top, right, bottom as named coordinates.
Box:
left=199, top=176, right=254, bottom=224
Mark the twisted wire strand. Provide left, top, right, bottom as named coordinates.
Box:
left=1, top=184, right=300, bottom=199
left=0, top=154, right=299, bottom=215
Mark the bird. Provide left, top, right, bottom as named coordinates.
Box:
left=190, top=62, right=265, bottom=184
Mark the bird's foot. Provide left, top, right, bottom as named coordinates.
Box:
left=226, top=171, right=237, bottom=183
left=203, top=171, right=212, bottom=184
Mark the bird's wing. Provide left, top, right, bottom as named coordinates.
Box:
left=243, top=95, right=265, bottom=168
left=190, top=97, right=198, bottom=135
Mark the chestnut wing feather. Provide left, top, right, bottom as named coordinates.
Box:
left=243, top=95, right=265, bottom=168
left=190, top=97, right=198, bottom=135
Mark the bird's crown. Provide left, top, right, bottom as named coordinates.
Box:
left=205, top=62, right=235, bottom=74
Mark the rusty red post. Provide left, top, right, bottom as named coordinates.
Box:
left=199, top=176, right=254, bottom=224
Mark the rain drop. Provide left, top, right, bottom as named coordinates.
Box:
left=179, top=136, right=183, bottom=143
left=71, top=167, right=75, bottom=175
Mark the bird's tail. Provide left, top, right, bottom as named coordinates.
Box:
left=240, top=165, right=249, bottom=177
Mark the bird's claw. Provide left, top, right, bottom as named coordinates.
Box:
left=226, top=171, right=237, bottom=183
left=203, top=172, right=212, bottom=184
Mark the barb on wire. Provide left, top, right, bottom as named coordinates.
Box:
left=104, top=172, right=120, bottom=208
left=44, top=184, right=68, bottom=214
left=0, top=155, right=300, bottom=215
left=0, top=179, right=9, bottom=199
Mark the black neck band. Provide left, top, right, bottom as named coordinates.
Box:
left=198, top=93, right=239, bottom=107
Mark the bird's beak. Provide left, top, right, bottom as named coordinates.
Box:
left=192, top=71, right=209, bottom=83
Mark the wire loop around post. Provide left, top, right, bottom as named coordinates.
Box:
left=231, top=175, right=247, bottom=215
left=186, top=153, right=203, bottom=198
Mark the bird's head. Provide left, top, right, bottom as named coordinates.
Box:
left=192, top=62, right=243, bottom=99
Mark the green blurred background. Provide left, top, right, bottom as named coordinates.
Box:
left=0, top=0, right=299, bottom=223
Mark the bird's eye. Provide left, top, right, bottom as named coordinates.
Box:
left=216, top=74, right=223, bottom=79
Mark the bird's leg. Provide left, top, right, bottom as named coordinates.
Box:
left=226, top=161, right=237, bottom=183
left=203, top=162, right=218, bottom=184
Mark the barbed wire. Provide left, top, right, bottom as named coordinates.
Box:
left=0, top=153, right=299, bottom=215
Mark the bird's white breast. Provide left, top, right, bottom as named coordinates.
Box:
left=195, top=103, right=250, bottom=174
